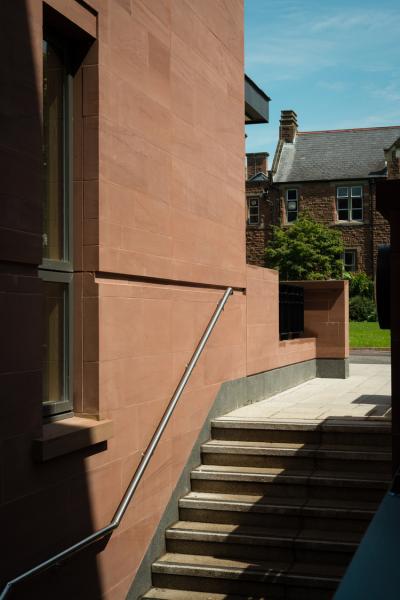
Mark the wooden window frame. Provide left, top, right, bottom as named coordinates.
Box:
left=286, top=189, right=298, bottom=223
left=248, top=197, right=260, bottom=225
left=336, top=186, right=363, bottom=222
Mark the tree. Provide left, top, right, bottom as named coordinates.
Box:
left=265, top=215, right=344, bottom=280
left=347, top=271, right=377, bottom=322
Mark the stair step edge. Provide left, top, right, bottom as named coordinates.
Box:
left=166, top=527, right=359, bottom=551
left=142, top=590, right=245, bottom=600
left=191, top=468, right=390, bottom=487
left=179, top=497, right=376, bottom=517
left=211, top=419, right=391, bottom=433
left=152, top=557, right=342, bottom=587
left=201, top=443, right=391, bottom=460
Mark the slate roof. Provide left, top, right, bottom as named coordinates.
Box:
left=247, top=172, right=269, bottom=182
left=274, top=126, right=400, bottom=183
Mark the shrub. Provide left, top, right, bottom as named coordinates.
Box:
left=349, top=295, right=377, bottom=322
left=348, top=272, right=374, bottom=299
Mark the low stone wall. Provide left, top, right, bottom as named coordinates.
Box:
left=246, top=266, right=349, bottom=377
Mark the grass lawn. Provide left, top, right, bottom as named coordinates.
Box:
left=350, top=321, right=391, bottom=348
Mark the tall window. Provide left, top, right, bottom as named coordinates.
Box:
left=286, top=189, right=298, bottom=222
left=40, top=37, right=73, bottom=419
left=343, top=249, right=357, bottom=272
left=248, top=197, right=260, bottom=225
left=336, top=186, right=363, bottom=221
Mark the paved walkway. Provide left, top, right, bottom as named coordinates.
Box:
left=225, top=363, right=391, bottom=421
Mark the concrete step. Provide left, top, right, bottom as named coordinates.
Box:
left=142, top=589, right=248, bottom=599
left=152, top=553, right=343, bottom=599
left=165, top=521, right=358, bottom=565
left=179, top=491, right=377, bottom=532
left=191, top=465, right=389, bottom=502
left=211, top=419, right=391, bottom=449
left=201, top=440, right=391, bottom=474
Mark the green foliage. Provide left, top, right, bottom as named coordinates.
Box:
left=265, top=215, right=344, bottom=280
left=348, top=271, right=374, bottom=299
left=349, top=295, right=377, bottom=322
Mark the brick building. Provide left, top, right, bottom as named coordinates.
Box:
left=246, top=110, right=400, bottom=276
left=245, top=152, right=271, bottom=265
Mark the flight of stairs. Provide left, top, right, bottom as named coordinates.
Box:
left=142, top=418, right=391, bottom=600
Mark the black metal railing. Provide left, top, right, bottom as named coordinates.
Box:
left=279, top=283, right=304, bottom=340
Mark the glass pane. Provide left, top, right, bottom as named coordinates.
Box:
left=344, top=251, right=356, bottom=271
left=338, top=209, right=348, bottom=220
left=250, top=199, right=258, bottom=207
left=337, top=187, right=348, bottom=198
left=287, top=189, right=297, bottom=200
left=338, top=198, right=349, bottom=210
left=352, top=209, right=362, bottom=220
left=249, top=205, right=259, bottom=224
left=287, top=200, right=297, bottom=211
left=43, top=39, right=66, bottom=261
left=43, top=281, right=66, bottom=405
left=287, top=211, right=297, bottom=222
left=351, top=186, right=362, bottom=197
left=352, top=197, right=362, bottom=209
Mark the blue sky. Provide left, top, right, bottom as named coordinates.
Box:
left=245, top=0, right=400, bottom=158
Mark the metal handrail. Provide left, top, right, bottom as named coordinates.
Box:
left=0, top=286, right=234, bottom=599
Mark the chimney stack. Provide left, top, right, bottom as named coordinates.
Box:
left=279, top=110, right=298, bottom=143
left=246, top=152, right=269, bottom=179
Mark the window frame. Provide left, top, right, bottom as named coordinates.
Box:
left=39, top=270, right=74, bottom=419
left=41, top=35, right=74, bottom=272
left=247, top=196, right=260, bottom=225
left=336, top=186, right=363, bottom=222
left=286, top=188, right=298, bottom=223
left=342, top=249, right=357, bottom=273
left=40, top=33, right=74, bottom=419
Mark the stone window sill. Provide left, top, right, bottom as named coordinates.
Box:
left=332, top=220, right=366, bottom=226
left=33, top=416, right=113, bottom=462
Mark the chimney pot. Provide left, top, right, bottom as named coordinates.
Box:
left=279, top=110, right=298, bottom=143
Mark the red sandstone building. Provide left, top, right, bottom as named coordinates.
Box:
left=246, top=111, right=400, bottom=276
left=1, top=2, right=349, bottom=599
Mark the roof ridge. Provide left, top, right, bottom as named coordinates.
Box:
left=298, top=125, right=400, bottom=135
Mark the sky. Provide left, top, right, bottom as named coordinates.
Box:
left=244, top=0, right=400, bottom=159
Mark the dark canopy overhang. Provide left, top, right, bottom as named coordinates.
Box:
left=245, top=74, right=270, bottom=125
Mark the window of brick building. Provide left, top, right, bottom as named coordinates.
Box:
left=337, top=186, right=363, bottom=221
left=343, top=249, right=357, bottom=272
left=40, top=35, right=74, bottom=419
left=248, top=197, right=260, bottom=225
left=38, top=4, right=98, bottom=423
left=286, top=189, right=298, bottom=222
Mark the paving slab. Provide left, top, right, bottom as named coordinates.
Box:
left=225, top=364, right=391, bottom=421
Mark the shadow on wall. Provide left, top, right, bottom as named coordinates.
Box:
left=2, top=422, right=107, bottom=600
left=0, top=2, right=103, bottom=598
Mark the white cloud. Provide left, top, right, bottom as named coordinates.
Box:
left=245, top=2, right=400, bottom=82
left=310, top=10, right=400, bottom=32
left=336, top=110, right=400, bottom=129
left=369, top=83, right=400, bottom=103
left=317, top=80, right=348, bottom=92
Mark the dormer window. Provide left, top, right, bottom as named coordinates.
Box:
left=336, top=186, right=363, bottom=221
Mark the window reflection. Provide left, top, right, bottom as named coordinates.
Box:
left=43, top=39, right=65, bottom=261
left=42, top=281, right=67, bottom=406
